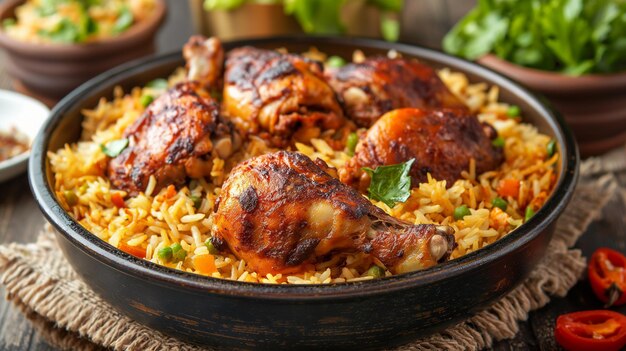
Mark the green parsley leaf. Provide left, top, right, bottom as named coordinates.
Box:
left=39, top=19, right=80, bottom=43
left=363, top=159, right=414, bottom=208
left=101, top=138, right=129, bottom=157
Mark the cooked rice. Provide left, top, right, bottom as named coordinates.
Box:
left=4, top=0, right=157, bottom=44
left=48, top=58, right=558, bottom=284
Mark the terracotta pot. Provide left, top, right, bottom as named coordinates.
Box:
left=188, top=0, right=383, bottom=40
left=0, top=0, right=166, bottom=104
left=478, top=54, right=626, bottom=157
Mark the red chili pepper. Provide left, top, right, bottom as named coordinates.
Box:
left=589, top=248, right=626, bottom=307
left=111, top=192, right=126, bottom=208
left=555, top=310, right=626, bottom=351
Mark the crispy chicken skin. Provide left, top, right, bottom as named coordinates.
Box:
left=212, top=151, right=455, bottom=276
left=108, top=82, right=239, bottom=195
left=340, top=108, right=503, bottom=191
left=222, top=47, right=347, bottom=146
left=326, top=57, right=467, bottom=128
left=183, top=35, right=224, bottom=90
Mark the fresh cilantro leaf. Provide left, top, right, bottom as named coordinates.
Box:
left=442, top=0, right=626, bottom=75
left=39, top=19, right=80, bottom=43
left=101, top=139, right=129, bottom=157
left=363, top=159, right=414, bottom=208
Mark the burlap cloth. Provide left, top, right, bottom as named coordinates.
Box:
left=0, top=150, right=624, bottom=351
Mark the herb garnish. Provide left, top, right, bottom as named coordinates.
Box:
left=101, top=138, right=129, bottom=157
left=363, top=158, right=414, bottom=208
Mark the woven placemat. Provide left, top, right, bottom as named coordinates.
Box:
left=0, top=153, right=624, bottom=350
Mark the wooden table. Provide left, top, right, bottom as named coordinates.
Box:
left=1, top=1, right=626, bottom=350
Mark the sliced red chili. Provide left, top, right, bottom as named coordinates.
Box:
left=588, top=248, right=626, bottom=307
left=555, top=310, right=626, bottom=351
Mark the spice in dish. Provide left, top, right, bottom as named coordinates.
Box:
left=0, top=126, right=29, bottom=162
left=2, top=0, right=156, bottom=44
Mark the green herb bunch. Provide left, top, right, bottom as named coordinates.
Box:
left=204, top=0, right=404, bottom=42
left=443, top=0, right=626, bottom=75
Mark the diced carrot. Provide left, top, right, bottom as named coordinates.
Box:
left=497, top=179, right=520, bottom=198
left=163, top=185, right=176, bottom=199
left=111, top=192, right=125, bottom=208
left=193, top=254, right=217, bottom=275
left=119, top=242, right=146, bottom=259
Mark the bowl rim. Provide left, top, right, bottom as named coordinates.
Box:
left=0, top=0, right=166, bottom=57
left=477, top=54, right=626, bottom=94
left=29, top=36, right=579, bottom=301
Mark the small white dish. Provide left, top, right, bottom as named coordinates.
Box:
left=0, top=90, right=50, bottom=183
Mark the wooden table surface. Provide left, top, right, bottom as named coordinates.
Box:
left=1, top=1, right=626, bottom=350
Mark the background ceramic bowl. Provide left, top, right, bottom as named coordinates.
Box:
left=29, top=37, right=578, bottom=350
left=0, top=0, right=166, bottom=105
left=478, top=54, right=626, bottom=158
left=0, top=89, right=49, bottom=182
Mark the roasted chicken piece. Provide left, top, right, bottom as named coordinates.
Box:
left=222, top=47, right=348, bottom=146
left=183, top=35, right=224, bottom=91
left=340, top=108, right=503, bottom=191
left=212, top=151, right=455, bottom=276
left=326, top=57, right=467, bottom=128
left=108, top=82, right=240, bottom=195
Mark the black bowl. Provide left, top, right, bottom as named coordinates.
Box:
left=29, top=37, right=578, bottom=350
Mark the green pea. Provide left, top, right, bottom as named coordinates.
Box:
left=205, top=239, right=219, bottom=255
left=454, top=205, right=471, bottom=220
left=346, top=132, right=358, bottom=156
left=190, top=195, right=202, bottom=209
left=492, top=197, right=508, bottom=211
left=547, top=139, right=556, bottom=157
left=140, top=94, right=154, bottom=107
left=507, top=105, right=520, bottom=118
left=365, top=265, right=385, bottom=278
left=327, top=55, right=346, bottom=68
left=525, top=206, right=535, bottom=222
left=492, top=136, right=505, bottom=148
left=171, top=243, right=187, bottom=262
left=157, top=247, right=173, bottom=262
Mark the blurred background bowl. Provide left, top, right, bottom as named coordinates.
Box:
left=0, top=0, right=166, bottom=106
left=0, top=89, right=49, bottom=182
